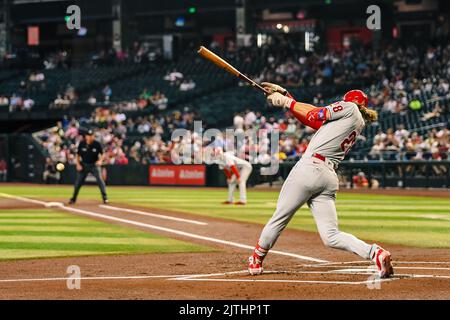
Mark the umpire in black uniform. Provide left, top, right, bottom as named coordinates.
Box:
left=69, top=129, right=109, bottom=204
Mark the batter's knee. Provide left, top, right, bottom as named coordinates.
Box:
left=320, top=229, right=340, bottom=249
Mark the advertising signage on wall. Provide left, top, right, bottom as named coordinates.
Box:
left=149, top=165, right=206, bottom=186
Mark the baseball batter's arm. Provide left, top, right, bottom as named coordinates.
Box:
left=289, top=102, right=328, bottom=130
left=264, top=90, right=328, bottom=130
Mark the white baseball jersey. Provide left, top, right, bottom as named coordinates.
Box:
left=258, top=100, right=374, bottom=261
left=304, top=101, right=365, bottom=166
left=218, top=151, right=253, bottom=203
left=217, top=152, right=252, bottom=170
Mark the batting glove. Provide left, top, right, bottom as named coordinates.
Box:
left=261, top=82, right=293, bottom=98
left=267, top=92, right=295, bottom=109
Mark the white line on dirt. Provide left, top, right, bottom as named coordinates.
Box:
left=395, top=274, right=450, bottom=279
left=389, top=266, right=450, bottom=271
left=300, top=260, right=450, bottom=267
left=302, top=265, right=450, bottom=271
left=392, top=261, right=450, bottom=265
left=170, top=278, right=397, bottom=285
left=1, top=269, right=447, bottom=285
left=0, top=193, right=328, bottom=263
left=0, top=274, right=187, bottom=283
left=171, top=270, right=248, bottom=280
left=99, top=204, right=207, bottom=226
left=0, top=193, right=47, bottom=206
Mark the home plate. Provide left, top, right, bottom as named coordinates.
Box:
left=44, top=202, right=64, bottom=208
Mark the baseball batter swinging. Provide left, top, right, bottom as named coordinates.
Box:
left=248, top=83, right=394, bottom=278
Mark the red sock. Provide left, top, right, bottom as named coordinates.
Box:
left=253, top=242, right=268, bottom=260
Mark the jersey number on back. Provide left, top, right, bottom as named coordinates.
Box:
left=340, top=131, right=357, bottom=155
left=332, top=105, right=343, bottom=112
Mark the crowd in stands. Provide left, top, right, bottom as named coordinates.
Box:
left=4, top=35, right=448, bottom=117
left=0, top=94, right=35, bottom=112
left=365, top=42, right=450, bottom=114
left=0, top=69, right=45, bottom=111
left=36, top=96, right=449, bottom=167
left=50, top=84, right=78, bottom=109
left=89, top=41, right=162, bottom=67
left=35, top=107, right=201, bottom=166
left=370, top=125, right=449, bottom=161
left=164, top=69, right=196, bottom=92
left=43, top=50, right=71, bottom=69
left=254, top=36, right=450, bottom=105
left=12, top=33, right=447, bottom=167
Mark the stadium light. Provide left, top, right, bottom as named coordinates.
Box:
left=188, top=7, right=197, bottom=14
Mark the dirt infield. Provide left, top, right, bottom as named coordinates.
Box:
left=0, top=194, right=449, bottom=300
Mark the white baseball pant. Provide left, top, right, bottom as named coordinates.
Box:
left=228, top=164, right=253, bottom=203
left=258, top=156, right=374, bottom=259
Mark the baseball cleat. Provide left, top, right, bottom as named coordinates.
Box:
left=68, top=198, right=76, bottom=205
left=103, top=199, right=109, bottom=204
left=372, top=246, right=394, bottom=278
left=235, top=201, right=246, bottom=205
left=222, top=201, right=233, bottom=204
left=248, top=255, right=263, bottom=275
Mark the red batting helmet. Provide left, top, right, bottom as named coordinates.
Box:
left=343, top=90, right=368, bottom=108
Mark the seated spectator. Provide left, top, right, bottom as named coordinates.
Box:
left=233, top=113, right=244, bottom=130
left=87, top=94, right=97, bottom=106
left=244, top=109, right=257, bottom=128
left=102, top=84, right=112, bottom=102
left=64, top=84, right=78, bottom=102
left=35, top=71, right=45, bottom=82
left=115, top=149, right=129, bottom=165
left=137, top=88, right=151, bottom=108
left=370, top=140, right=385, bottom=159
left=28, top=72, right=37, bottom=82
left=9, top=94, right=23, bottom=112
left=150, top=91, right=168, bottom=110
left=23, top=97, right=35, bottom=111
left=51, top=94, right=70, bottom=109
left=352, top=172, right=369, bottom=189
left=29, top=71, right=45, bottom=82
left=179, top=78, right=196, bottom=91
left=139, top=88, right=152, bottom=101
left=164, top=69, right=183, bottom=84
left=421, top=102, right=443, bottom=121
left=394, top=124, right=409, bottom=142
left=0, top=95, right=9, bottom=108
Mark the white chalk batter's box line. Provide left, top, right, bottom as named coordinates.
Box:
left=0, top=267, right=449, bottom=286
left=169, top=267, right=450, bottom=285
left=0, top=271, right=397, bottom=286
left=299, top=260, right=450, bottom=267
left=299, top=265, right=450, bottom=271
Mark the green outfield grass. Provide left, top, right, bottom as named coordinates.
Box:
left=1, top=185, right=449, bottom=248
left=0, top=207, right=210, bottom=260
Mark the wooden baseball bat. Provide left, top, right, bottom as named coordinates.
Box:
left=197, top=46, right=270, bottom=95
